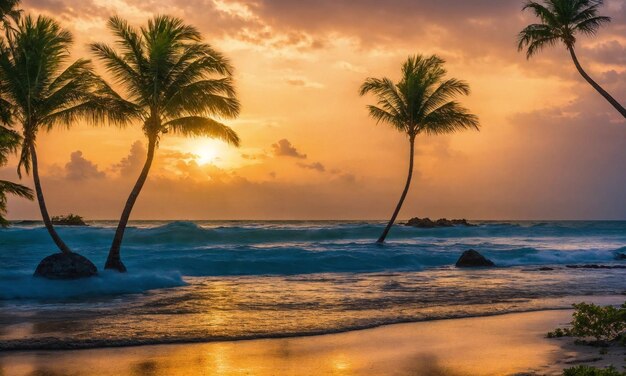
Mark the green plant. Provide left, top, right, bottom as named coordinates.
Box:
left=359, top=55, right=479, bottom=244
left=518, top=0, right=626, bottom=119
left=569, top=302, right=626, bottom=343
left=547, top=327, right=571, bottom=338
left=0, top=14, right=108, bottom=253
left=563, top=365, right=626, bottom=376
left=90, top=15, right=240, bottom=272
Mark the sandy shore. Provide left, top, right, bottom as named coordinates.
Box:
left=1, top=309, right=624, bottom=376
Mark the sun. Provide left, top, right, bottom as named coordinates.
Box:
left=192, top=141, right=220, bottom=165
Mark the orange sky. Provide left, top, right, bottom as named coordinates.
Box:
left=2, top=0, right=626, bottom=220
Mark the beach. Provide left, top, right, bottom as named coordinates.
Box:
left=2, top=221, right=626, bottom=374
left=3, top=309, right=625, bottom=376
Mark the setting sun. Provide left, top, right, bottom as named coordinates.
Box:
left=190, top=140, right=221, bottom=165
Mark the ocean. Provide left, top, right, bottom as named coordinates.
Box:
left=1, top=220, right=625, bottom=350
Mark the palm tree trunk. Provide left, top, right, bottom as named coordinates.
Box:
left=105, top=137, right=156, bottom=272
left=377, top=137, right=415, bottom=244
left=30, top=144, right=72, bottom=254
left=568, top=47, right=626, bottom=119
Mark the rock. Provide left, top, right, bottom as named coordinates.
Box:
left=34, top=252, right=98, bottom=279
left=51, top=214, right=87, bottom=226
left=455, top=249, right=495, bottom=268
left=406, top=217, right=475, bottom=228
left=565, top=264, right=626, bottom=270
left=537, top=267, right=554, bottom=271
left=615, top=253, right=626, bottom=260
left=406, top=217, right=435, bottom=228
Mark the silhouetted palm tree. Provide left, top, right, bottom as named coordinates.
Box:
left=0, top=0, right=31, bottom=227
left=0, top=0, right=21, bottom=31
left=0, top=125, right=32, bottom=227
left=91, top=16, right=241, bottom=272
left=518, top=0, right=625, bottom=118
left=0, top=15, right=106, bottom=251
left=360, top=55, right=479, bottom=243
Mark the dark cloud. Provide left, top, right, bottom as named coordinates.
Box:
left=297, top=161, right=325, bottom=172
left=114, top=141, right=146, bottom=177
left=65, top=151, right=105, bottom=180
left=271, top=139, right=307, bottom=159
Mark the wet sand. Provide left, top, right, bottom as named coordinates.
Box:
left=1, top=309, right=621, bottom=376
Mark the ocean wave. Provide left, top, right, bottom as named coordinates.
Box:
left=1, top=220, right=626, bottom=282
left=0, top=271, right=186, bottom=300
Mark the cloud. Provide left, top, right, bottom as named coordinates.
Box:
left=584, top=40, right=626, bottom=65
left=241, top=152, right=267, bottom=160
left=65, top=151, right=105, bottom=180
left=297, top=161, right=325, bottom=172
left=271, top=139, right=307, bottom=159
left=114, top=141, right=146, bottom=177
left=285, top=76, right=325, bottom=88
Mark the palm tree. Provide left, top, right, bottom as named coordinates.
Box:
left=0, top=125, right=32, bottom=227
left=0, top=15, right=107, bottom=253
left=91, top=15, right=241, bottom=272
left=360, top=55, right=479, bottom=243
left=518, top=0, right=625, bottom=118
left=0, top=0, right=30, bottom=227
left=0, top=0, right=21, bottom=31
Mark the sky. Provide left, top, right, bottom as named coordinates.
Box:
left=2, top=0, right=626, bottom=220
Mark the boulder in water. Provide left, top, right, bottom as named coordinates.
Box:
left=34, top=252, right=98, bottom=279
left=455, top=249, right=495, bottom=268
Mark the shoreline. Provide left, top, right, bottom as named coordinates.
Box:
left=0, top=307, right=581, bottom=352
left=3, top=309, right=623, bottom=375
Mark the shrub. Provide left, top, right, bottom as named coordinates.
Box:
left=569, top=302, right=626, bottom=343
left=547, top=302, right=626, bottom=344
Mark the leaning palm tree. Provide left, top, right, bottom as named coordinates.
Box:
left=0, top=15, right=106, bottom=254
left=360, top=55, right=480, bottom=243
left=91, top=15, right=241, bottom=272
left=0, top=0, right=21, bottom=31
left=0, top=125, right=32, bottom=227
left=518, top=0, right=625, bottom=118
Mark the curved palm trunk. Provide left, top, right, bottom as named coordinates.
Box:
left=105, top=137, right=156, bottom=272
left=568, top=47, right=626, bottom=119
left=30, top=144, right=72, bottom=254
left=377, top=137, right=415, bottom=244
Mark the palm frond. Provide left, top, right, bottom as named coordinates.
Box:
left=422, top=101, right=480, bottom=135
left=360, top=54, right=479, bottom=138
left=519, top=0, right=611, bottom=55
left=164, top=116, right=239, bottom=146
left=0, top=179, right=33, bottom=227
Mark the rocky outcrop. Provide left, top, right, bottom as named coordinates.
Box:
left=565, top=264, right=626, bottom=270
left=51, top=214, right=87, bottom=226
left=34, top=252, right=98, bottom=279
left=406, top=217, right=475, bottom=228
left=455, top=249, right=495, bottom=268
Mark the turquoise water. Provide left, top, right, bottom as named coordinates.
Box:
left=1, top=220, right=625, bottom=349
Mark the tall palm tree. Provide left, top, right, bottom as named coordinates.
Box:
left=0, top=0, right=21, bottom=31
left=518, top=0, right=625, bottom=118
left=0, top=15, right=107, bottom=253
left=360, top=55, right=479, bottom=243
left=0, top=125, right=32, bottom=227
left=0, top=0, right=30, bottom=227
left=91, top=15, right=241, bottom=272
